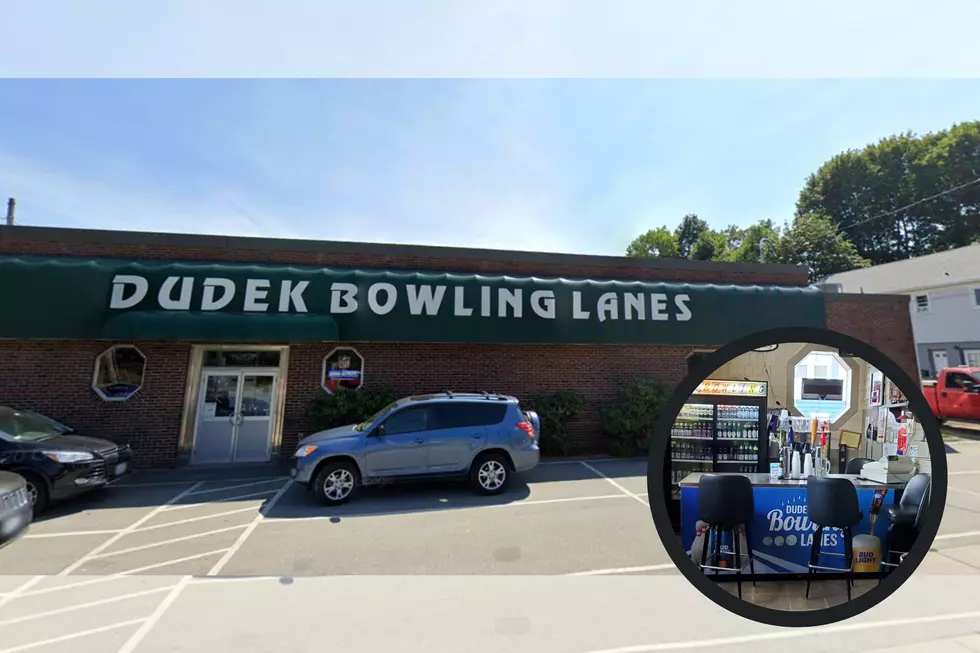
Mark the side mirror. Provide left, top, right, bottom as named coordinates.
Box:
left=373, top=423, right=387, bottom=438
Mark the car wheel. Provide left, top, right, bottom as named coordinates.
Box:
left=312, top=461, right=360, bottom=506
left=20, top=472, right=49, bottom=516
left=469, top=452, right=510, bottom=495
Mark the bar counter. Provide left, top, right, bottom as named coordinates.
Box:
left=679, top=472, right=904, bottom=579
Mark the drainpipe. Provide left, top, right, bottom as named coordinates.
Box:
left=5, top=198, right=14, bottom=226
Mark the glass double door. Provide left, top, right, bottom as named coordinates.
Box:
left=193, top=369, right=278, bottom=464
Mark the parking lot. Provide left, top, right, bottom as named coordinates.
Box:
left=1, top=441, right=980, bottom=653
left=0, top=458, right=669, bottom=579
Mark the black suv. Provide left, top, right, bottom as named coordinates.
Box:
left=0, top=406, right=134, bottom=513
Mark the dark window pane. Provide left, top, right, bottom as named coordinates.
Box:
left=383, top=407, right=430, bottom=435
left=94, top=346, right=146, bottom=400
left=202, top=350, right=281, bottom=368
left=434, top=403, right=507, bottom=428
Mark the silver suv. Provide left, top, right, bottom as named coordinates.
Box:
left=291, top=392, right=541, bottom=505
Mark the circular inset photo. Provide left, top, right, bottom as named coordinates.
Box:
left=648, top=327, right=948, bottom=628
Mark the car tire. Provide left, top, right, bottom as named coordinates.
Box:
left=469, top=452, right=511, bottom=496
left=312, top=460, right=361, bottom=506
left=19, top=472, right=49, bottom=516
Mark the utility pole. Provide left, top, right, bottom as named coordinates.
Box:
left=5, top=198, right=14, bottom=226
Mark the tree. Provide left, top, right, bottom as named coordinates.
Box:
left=775, top=213, right=870, bottom=282
left=797, top=121, right=980, bottom=265
left=674, top=214, right=710, bottom=258
left=626, top=227, right=680, bottom=258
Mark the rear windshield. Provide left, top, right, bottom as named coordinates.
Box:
left=0, top=406, right=64, bottom=441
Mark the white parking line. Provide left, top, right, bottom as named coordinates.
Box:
left=24, top=529, right=124, bottom=539
left=949, top=470, right=980, bottom=476
left=56, top=481, right=204, bottom=577
left=0, top=576, right=44, bottom=612
left=260, top=492, right=649, bottom=524
left=208, top=480, right=292, bottom=576
left=568, top=564, right=677, bottom=576
left=948, top=486, right=980, bottom=498
left=107, top=475, right=288, bottom=489
left=118, top=577, right=192, bottom=653
left=586, top=609, right=980, bottom=653
left=88, top=525, right=247, bottom=560
left=0, top=620, right=147, bottom=653
left=163, top=488, right=278, bottom=511
left=20, top=550, right=233, bottom=599
left=135, top=506, right=261, bottom=532
left=0, top=586, right=175, bottom=627
left=935, top=530, right=980, bottom=541
left=184, top=478, right=286, bottom=497
left=579, top=461, right=650, bottom=507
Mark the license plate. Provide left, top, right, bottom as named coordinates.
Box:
left=114, top=462, right=128, bottom=476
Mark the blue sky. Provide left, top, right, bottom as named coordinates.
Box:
left=1, top=79, right=979, bottom=255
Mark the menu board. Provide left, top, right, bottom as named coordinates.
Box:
left=694, top=379, right=768, bottom=397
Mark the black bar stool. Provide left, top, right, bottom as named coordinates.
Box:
left=697, top=474, right=757, bottom=598
left=882, top=473, right=931, bottom=574
left=805, top=476, right=863, bottom=601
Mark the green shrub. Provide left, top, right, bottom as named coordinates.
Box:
left=530, top=390, right=587, bottom=456
left=599, top=380, right=671, bottom=457
left=306, top=386, right=398, bottom=433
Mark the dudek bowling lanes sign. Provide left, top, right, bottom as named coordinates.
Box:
left=0, top=255, right=828, bottom=344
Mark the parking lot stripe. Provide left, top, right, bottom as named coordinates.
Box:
left=579, top=461, right=650, bottom=507
left=259, top=492, right=646, bottom=524
left=134, top=506, right=261, bottom=532
left=162, top=488, right=278, bottom=511
left=56, top=481, right=205, bottom=577
left=567, top=564, right=677, bottom=576
left=949, top=470, right=980, bottom=475
left=0, top=576, right=44, bottom=612
left=585, top=609, right=980, bottom=653
left=24, top=529, right=124, bottom=539
left=184, top=478, right=286, bottom=497
left=207, top=479, right=292, bottom=576
left=88, top=524, right=247, bottom=560
left=108, top=475, right=288, bottom=489
left=0, top=618, right=146, bottom=653
left=935, top=530, right=980, bottom=541
left=118, top=576, right=192, bottom=653
left=949, top=486, right=980, bottom=498
left=117, top=549, right=232, bottom=576
left=0, top=586, right=175, bottom=627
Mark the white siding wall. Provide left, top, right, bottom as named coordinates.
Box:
left=909, top=283, right=980, bottom=344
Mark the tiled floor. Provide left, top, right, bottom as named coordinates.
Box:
left=718, top=578, right=875, bottom=610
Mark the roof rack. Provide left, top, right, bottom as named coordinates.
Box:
left=444, top=390, right=454, bottom=398
left=480, top=391, right=491, bottom=398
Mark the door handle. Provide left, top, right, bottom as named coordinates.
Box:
left=941, top=392, right=947, bottom=398
left=471, top=434, right=484, bottom=439
left=415, top=438, right=426, bottom=444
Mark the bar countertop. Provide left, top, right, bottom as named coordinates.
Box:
left=678, top=472, right=907, bottom=490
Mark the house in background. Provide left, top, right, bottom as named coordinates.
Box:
left=824, top=243, right=980, bottom=379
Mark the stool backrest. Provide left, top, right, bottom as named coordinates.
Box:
left=806, top=476, right=862, bottom=528
left=845, top=457, right=873, bottom=475
left=698, top=474, right=754, bottom=526
left=904, top=473, right=931, bottom=529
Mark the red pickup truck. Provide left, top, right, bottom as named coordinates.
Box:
left=922, top=367, right=980, bottom=422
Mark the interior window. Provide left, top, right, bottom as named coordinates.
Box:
left=382, top=406, right=431, bottom=435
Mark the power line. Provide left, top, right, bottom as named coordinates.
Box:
left=838, top=176, right=980, bottom=232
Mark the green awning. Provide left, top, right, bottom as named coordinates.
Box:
left=0, top=254, right=828, bottom=345
left=100, top=311, right=339, bottom=342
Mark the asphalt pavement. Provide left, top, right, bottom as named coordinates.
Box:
left=1, top=439, right=979, bottom=653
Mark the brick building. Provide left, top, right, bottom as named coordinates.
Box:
left=0, top=225, right=917, bottom=467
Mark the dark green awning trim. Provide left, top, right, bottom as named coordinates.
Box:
left=100, top=312, right=339, bottom=342
left=0, top=254, right=828, bottom=345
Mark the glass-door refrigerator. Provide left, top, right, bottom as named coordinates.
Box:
left=666, top=379, right=769, bottom=532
